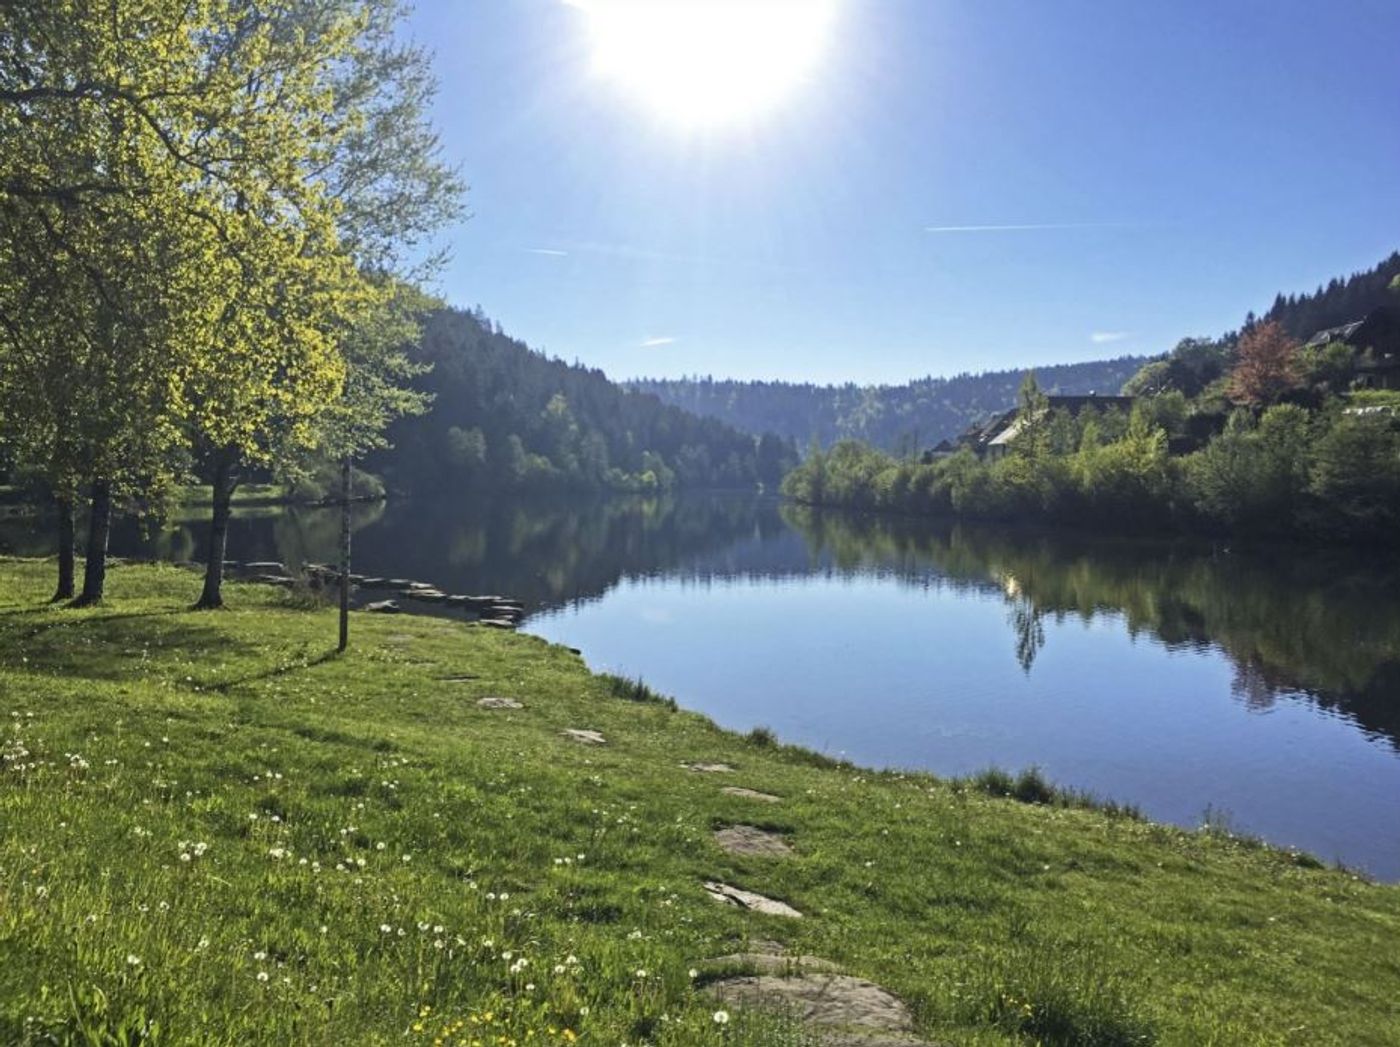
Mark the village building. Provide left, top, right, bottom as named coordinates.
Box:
left=1308, top=305, right=1400, bottom=391
left=951, top=393, right=1135, bottom=459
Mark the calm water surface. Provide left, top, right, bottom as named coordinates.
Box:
left=5, top=492, right=1399, bottom=878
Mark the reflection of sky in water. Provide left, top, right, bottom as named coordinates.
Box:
left=528, top=573, right=1400, bottom=881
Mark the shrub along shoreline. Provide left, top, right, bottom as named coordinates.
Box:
left=781, top=371, right=1400, bottom=546
left=1, top=559, right=1398, bottom=1045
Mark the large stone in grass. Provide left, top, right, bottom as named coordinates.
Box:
left=477, top=697, right=523, bottom=710
left=702, top=881, right=801, bottom=918
left=714, top=825, right=794, bottom=858
left=705, top=973, right=927, bottom=1045
left=363, top=600, right=401, bottom=614
left=478, top=618, right=518, bottom=630
left=704, top=952, right=840, bottom=975
left=682, top=761, right=736, bottom=774
left=563, top=728, right=606, bottom=745
left=722, top=786, right=782, bottom=803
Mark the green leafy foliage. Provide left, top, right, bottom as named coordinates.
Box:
left=783, top=395, right=1400, bottom=543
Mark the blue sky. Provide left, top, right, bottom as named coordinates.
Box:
left=403, top=0, right=1400, bottom=385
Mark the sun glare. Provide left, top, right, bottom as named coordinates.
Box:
left=566, top=0, right=839, bottom=127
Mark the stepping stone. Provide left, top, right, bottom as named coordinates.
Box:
left=478, top=619, right=517, bottom=629
left=722, top=787, right=782, bottom=803
left=704, top=953, right=841, bottom=975
left=705, top=973, right=927, bottom=1046
left=363, top=600, right=402, bottom=614
left=714, top=825, right=794, bottom=858
left=702, top=881, right=802, bottom=918
left=477, top=697, right=523, bottom=710
left=682, top=762, right=736, bottom=774
left=563, top=728, right=606, bottom=745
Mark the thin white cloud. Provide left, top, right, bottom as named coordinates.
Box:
left=640, top=336, right=676, bottom=348
left=525, top=247, right=569, bottom=256
left=1091, top=331, right=1132, bottom=344
left=923, top=222, right=1126, bottom=233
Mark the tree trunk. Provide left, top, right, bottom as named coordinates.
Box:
left=74, top=479, right=110, bottom=606
left=338, top=456, right=351, bottom=652
left=196, top=446, right=237, bottom=609
left=52, top=494, right=75, bottom=602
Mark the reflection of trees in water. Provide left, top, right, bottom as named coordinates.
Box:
left=1009, top=601, right=1046, bottom=673
left=345, top=492, right=783, bottom=610
left=781, top=505, right=1400, bottom=751
left=11, top=492, right=1398, bottom=752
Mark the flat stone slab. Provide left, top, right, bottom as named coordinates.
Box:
left=682, top=761, right=736, bottom=773
left=563, top=728, right=606, bottom=745
left=705, top=974, right=921, bottom=1043
left=477, top=697, right=523, bottom=710
left=722, top=786, right=782, bottom=803
left=714, top=825, right=794, bottom=858
left=363, top=600, right=401, bottom=614
left=705, top=953, right=841, bottom=975
left=702, top=881, right=802, bottom=918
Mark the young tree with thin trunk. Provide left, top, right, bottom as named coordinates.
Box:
left=185, top=0, right=462, bottom=611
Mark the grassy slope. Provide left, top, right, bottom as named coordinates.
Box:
left=0, top=560, right=1397, bottom=1046
left=175, top=483, right=288, bottom=507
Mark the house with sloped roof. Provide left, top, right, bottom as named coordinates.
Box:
left=955, top=393, right=1135, bottom=459
left=1308, top=306, right=1400, bottom=391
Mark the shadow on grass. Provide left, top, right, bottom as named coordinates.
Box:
left=205, top=647, right=341, bottom=692
left=0, top=606, right=256, bottom=682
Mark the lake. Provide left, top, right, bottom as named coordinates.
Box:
left=5, top=492, right=1399, bottom=879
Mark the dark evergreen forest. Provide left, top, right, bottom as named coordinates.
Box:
left=375, top=307, right=798, bottom=494
left=628, top=357, right=1146, bottom=452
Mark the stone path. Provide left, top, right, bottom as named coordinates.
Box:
left=477, top=697, right=523, bottom=710
left=722, top=786, right=782, bottom=803
left=562, top=728, right=606, bottom=745
left=688, top=757, right=939, bottom=1044
left=714, top=824, right=794, bottom=858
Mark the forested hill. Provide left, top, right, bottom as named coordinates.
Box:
left=376, top=307, right=797, bottom=494
left=1251, top=251, right=1400, bottom=339
left=628, top=356, right=1146, bottom=452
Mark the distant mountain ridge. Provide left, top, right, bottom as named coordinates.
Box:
left=628, top=356, right=1147, bottom=452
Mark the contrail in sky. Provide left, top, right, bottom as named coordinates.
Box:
left=923, top=222, right=1131, bottom=233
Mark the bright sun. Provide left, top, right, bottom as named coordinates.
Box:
left=566, top=0, right=839, bottom=127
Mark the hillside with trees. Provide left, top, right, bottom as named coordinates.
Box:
left=629, top=356, right=1146, bottom=452
left=783, top=262, right=1400, bottom=545
left=376, top=308, right=798, bottom=495
left=1248, top=251, right=1400, bottom=340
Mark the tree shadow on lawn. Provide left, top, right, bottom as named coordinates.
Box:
left=0, top=607, right=261, bottom=682
left=205, top=647, right=341, bottom=693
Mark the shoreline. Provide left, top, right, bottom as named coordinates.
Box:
left=2, top=557, right=1396, bottom=1043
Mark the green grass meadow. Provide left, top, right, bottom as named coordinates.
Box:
left=1, top=558, right=1397, bottom=1045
